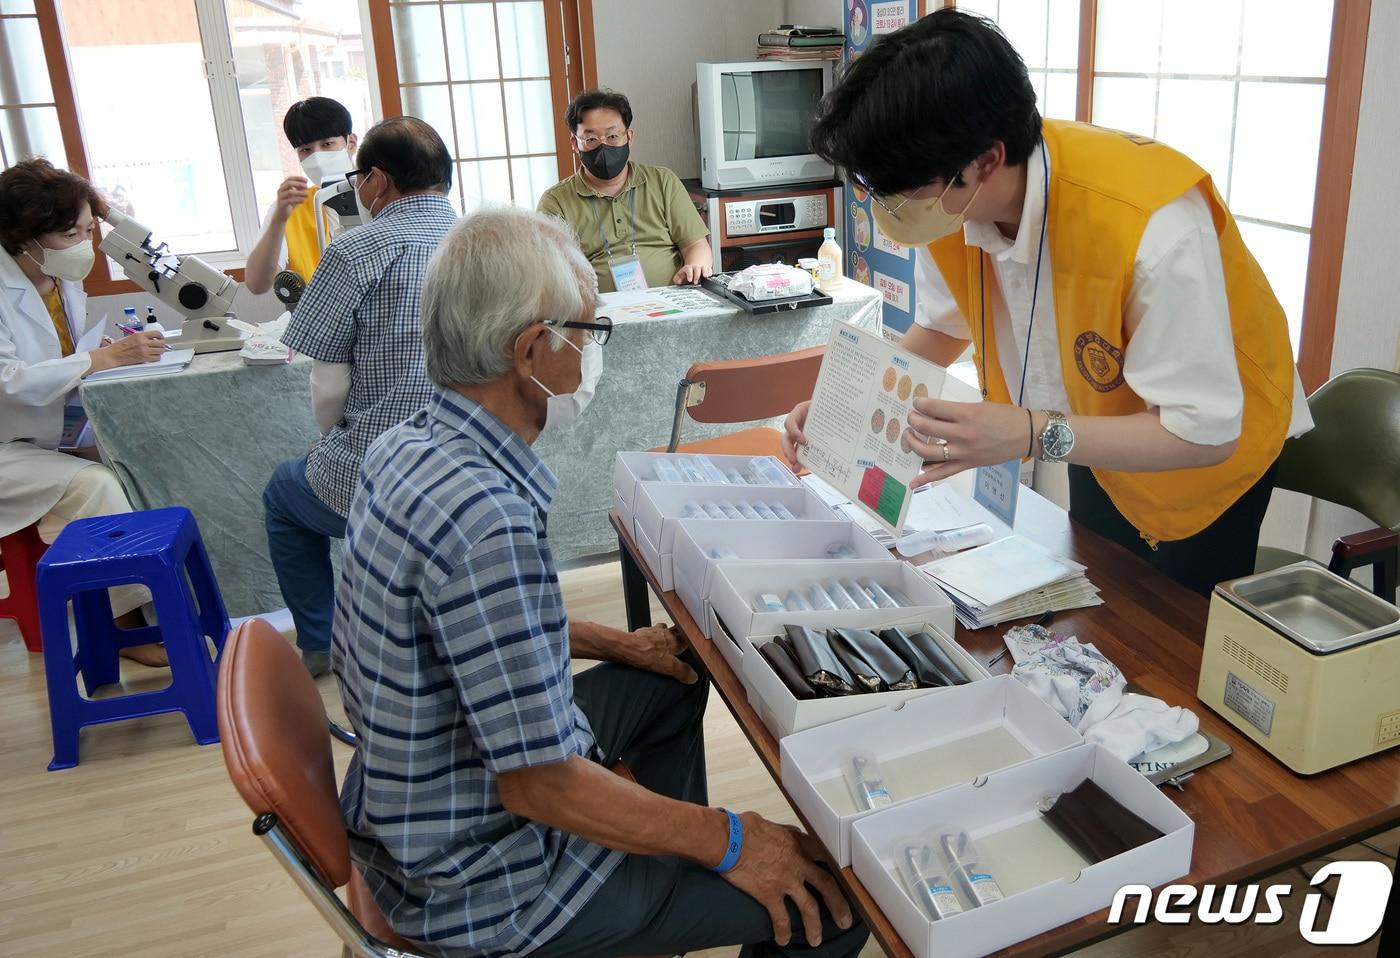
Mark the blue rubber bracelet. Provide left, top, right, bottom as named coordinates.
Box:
left=713, top=808, right=743, bottom=874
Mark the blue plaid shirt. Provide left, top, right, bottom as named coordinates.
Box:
left=332, top=389, right=623, bottom=956
left=282, top=193, right=458, bottom=516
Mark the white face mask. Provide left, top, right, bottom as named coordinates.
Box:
left=355, top=169, right=383, bottom=222
left=26, top=240, right=96, bottom=283
left=532, top=329, right=603, bottom=431
left=299, top=149, right=354, bottom=186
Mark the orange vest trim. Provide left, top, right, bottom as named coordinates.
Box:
left=927, top=119, right=1295, bottom=542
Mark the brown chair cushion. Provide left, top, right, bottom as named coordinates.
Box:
left=217, top=619, right=351, bottom=888
left=652, top=427, right=795, bottom=468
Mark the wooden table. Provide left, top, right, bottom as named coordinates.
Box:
left=610, top=509, right=1400, bottom=957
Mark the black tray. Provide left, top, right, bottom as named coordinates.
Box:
left=701, top=273, right=833, bottom=314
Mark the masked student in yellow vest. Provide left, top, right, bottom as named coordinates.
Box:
left=782, top=10, right=1313, bottom=597
left=243, top=97, right=358, bottom=298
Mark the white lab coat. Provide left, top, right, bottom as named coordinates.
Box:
left=0, top=247, right=105, bottom=537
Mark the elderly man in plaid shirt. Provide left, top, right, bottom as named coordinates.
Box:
left=330, top=207, right=867, bottom=958
left=262, top=116, right=456, bottom=678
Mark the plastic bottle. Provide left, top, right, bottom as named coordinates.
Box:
left=733, top=500, right=760, bottom=520
left=653, top=460, right=682, bottom=482
left=750, top=457, right=797, bottom=487
left=683, top=501, right=707, bottom=519
left=753, top=592, right=785, bottom=613
left=678, top=457, right=708, bottom=483
left=816, top=227, right=843, bottom=290
left=724, top=469, right=748, bottom=485
left=120, top=306, right=139, bottom=335
left=896, top=523, right=996, bottom=557
left=826, top=542, right=858, bottom=559
left=143, top=305, right=165, bottom=333
left=862, top=579, right=902, bottom=609
left=701, top=501, right=727, bottom=519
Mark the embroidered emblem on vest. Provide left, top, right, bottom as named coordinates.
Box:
left=1074, top=331, right=1125, bottom=392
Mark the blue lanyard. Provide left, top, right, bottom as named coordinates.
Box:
left=979, top=140, right=1049, bottom=406
left=590, top=189, right=637, bottom=260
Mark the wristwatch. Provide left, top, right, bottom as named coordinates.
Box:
left=1038, top=410, right=1075, bottom=462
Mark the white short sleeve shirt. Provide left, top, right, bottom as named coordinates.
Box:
left=913, top=141, right=1312, bottom=443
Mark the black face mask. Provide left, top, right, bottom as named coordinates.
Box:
left=580, top=141, right=629, bottom=180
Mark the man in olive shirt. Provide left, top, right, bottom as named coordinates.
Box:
left=539, top=89, right=712, bottom=293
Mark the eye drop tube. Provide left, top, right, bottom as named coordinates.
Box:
left=841, top=578, right=878, bottom=610
left=806, top=583, right=839, bottom=611
left=784, top=589, right=813, bottom=612
left=826, top=542, right=858, bottom=559
left=750, top=457, right=798, bottom=486
left=862, top=579, right=902, bottom=609
left=695, top=455, right=728, bottom=483
left=653, top=459, right=682, bottom=482
left=678, top=457, right=707, bottom=483
left=846, top=754, right=893, bottom=810
left=824, top=579, right=858, bottom=610
left=725, top=469, right=748, bottom=485
left=751, top=500, right=778, bottom=520
left=733, top=500, right=760, bottom=519
left=753, top=592, right=785, bottom=613
left=716, top=500, right=744, bottom=519
left=683, top=501, right=706, bottom=519
left=701, top=501, right=727, bottom=519
left=939, top=830, right=1005, bottom=907
left=768, top=501, right=797, bottom=520
left=897, top=843, right=964, bottom=922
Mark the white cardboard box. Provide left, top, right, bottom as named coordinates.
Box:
left=671, top=519, right=891, bottom=629
left=708, top=559, right=955, bottom=644
left=850, top=744, right=1195, bottom=958
left=631, top=485, right=838, bottom=591
left=743, top=621, right=987, bottom=740
left=710, top=606, right=757, bottom=676
left=612, top=451, right=798, bottom=530
left=780, top=676, right=1084, bottom=865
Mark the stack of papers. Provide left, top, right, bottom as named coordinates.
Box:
left=918, top=534, right=1101, bottom=629
left=85, top=347, right=195, bottom=382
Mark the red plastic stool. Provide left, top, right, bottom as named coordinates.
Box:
left=0, top=523, right=47, bottom=653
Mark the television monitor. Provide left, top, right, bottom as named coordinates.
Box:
left=696, top=60, right=834, bottom=190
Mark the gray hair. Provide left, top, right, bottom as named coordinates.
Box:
left=422, top=207, right=598, bottom=387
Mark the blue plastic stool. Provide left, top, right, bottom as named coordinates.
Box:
left=37, top=507, right=231, bottom=770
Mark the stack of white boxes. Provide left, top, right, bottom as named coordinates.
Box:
left=612, top=451, right=1195, bottom=957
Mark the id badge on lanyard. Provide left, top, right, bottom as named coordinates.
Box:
left=593, top=191, right=647, bottom=291
left=609, top=254, right=647, bottom=292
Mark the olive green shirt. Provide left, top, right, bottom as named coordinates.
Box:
left=537, top=161, right=709, bottom=292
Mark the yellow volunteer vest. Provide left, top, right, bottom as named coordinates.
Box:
left=928, top=120, right=1294, bottom=542
left=283, top=188, right=325, bottom=281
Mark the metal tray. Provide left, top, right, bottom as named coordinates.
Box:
left=1217, top=561, right=1400, bottom=655
left=700, top=273, right=833, bottom=314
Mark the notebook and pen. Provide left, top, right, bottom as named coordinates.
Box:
left=84, top=347, right=195, bottom=382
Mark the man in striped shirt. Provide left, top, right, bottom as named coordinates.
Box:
left=332, top=207, right=866, bottom=957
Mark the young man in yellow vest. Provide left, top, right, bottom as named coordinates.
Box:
left=244, top=97, right=358, bottom=297
left=783, top=9, right=1313, bottom=596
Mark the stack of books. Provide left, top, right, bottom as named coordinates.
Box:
left=757, top=25, right=843, bottom=60
left=917, top=535, right=1102, bottom=629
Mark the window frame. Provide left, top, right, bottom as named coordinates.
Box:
left=364, top=0, right=597, bottom=208
left=22, top=0, right=382, bottom=295
left=932, top=0, right=1370, bottom=392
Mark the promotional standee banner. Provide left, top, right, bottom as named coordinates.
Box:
left=844, top=0, right=918, bottom=338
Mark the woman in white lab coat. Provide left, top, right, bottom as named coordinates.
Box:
left=0, top=158, right=168, bottom=665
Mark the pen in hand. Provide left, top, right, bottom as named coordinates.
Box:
left=116, top=323, right=172, bottom=351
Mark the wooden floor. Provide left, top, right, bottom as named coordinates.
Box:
left=1, top=559, right=1392, bottom=957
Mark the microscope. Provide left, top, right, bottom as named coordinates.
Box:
left=99, top=209, right=246, bottom=353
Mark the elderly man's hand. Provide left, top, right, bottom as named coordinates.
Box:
left=620, top=623, right=698, bottom=684
left=672, top=263, right=712, bottom=286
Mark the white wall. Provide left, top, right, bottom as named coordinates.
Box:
left=589, top=0, right=787, bottom=177
left=785, top=0, right=843, bottom=25
left=1282, top=0, right=1400, bottom=564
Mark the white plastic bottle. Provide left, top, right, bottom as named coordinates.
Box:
left=816, top=227, right=843, bottom=291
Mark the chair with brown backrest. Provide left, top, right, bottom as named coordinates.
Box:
left=218, top=618, right=664, bottom=958
left=218, top=617, right=423, bottom=958
left=657, top=344, right=824, bottom=461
